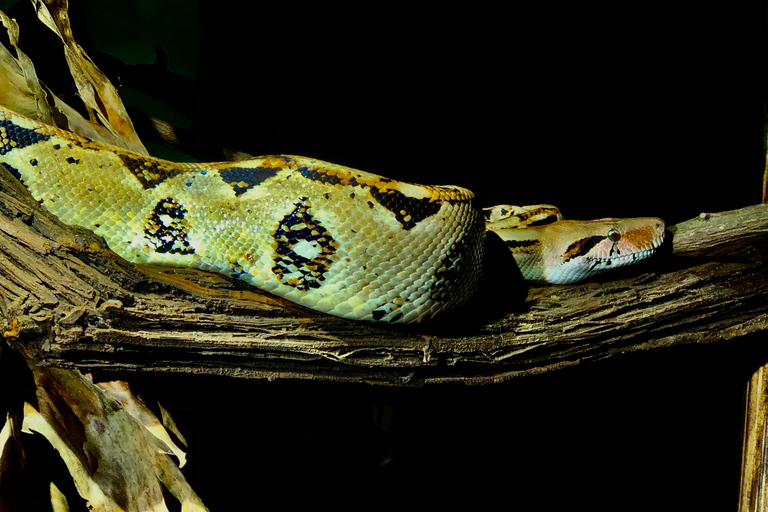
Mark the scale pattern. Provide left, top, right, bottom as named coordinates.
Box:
left=0, top=108, right=667, bottom=322
left=0, top=108, right=484, bottom=323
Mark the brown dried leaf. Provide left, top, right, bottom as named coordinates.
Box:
left=96, top=380, right=188, bottom=467
left=29, top=0, right=148, bottom=154
left=0, top=8, right=141, bottom=150
left=0, top=413, right=12, bottom=469
left=49, top=482, right=70, bottom=512
left=158, top=401, right=188, bottom=449
left=22, top=367, right=208, bottom=512
left=0, top=10, right=49, bottom=121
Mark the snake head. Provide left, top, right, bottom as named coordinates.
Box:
left=496, top=217, right=666, bottom=284
left=541, top=217, right=666, bottom=284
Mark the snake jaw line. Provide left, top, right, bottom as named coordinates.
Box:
left=540, top=218, right=666, bottom=284
left=495, top=217, right=665, bottom=285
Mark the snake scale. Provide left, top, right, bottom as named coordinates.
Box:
left=0, top=107, right=665, bottom=323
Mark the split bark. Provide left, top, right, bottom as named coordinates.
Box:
left=1, top=169, right=767, bottom=386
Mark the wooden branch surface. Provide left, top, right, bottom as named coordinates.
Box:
left=1, top=170, right=767, bottom=385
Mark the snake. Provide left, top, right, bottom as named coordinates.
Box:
left=0, top=107, right=665, bottom=323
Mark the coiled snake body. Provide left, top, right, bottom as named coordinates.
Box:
left=0, top=108, right=665, bottom=323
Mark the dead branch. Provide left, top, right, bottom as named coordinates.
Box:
left=1, top=169, right=767, bottom=386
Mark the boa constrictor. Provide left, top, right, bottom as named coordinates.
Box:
left=0, top=108, right=665, bottom=323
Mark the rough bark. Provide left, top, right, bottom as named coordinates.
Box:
left=1, top=168, right=767, bottom=386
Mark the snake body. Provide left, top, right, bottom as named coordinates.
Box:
left=0, top=108, right=665, bottom=323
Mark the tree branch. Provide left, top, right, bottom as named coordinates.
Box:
left=2, top=169, right=767, bottom=386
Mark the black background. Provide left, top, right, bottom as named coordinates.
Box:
left=2, top=0, right=766, bottom=509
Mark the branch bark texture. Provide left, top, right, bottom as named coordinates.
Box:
left=2, top=171, right=767, bottom=386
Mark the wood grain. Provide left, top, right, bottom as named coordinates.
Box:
left=2, top=167, right=767, bottom=385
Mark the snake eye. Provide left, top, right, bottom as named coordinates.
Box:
left=607, top=229, right=621, bottom=242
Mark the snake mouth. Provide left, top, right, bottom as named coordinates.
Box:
left=583, top=227, right=666, bottom=271
left=547, top=219, right=666, bottom=284
left=585, top=246, right=660, bottom=268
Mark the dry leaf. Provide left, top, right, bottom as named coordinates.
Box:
left=96, top=381, right=188, bottom=468
left=0, top=9, right=50, bottom=121
left=22, top=367, right=208, bottom=512
left=30, top=0, right=147, bottom=154
left=0, top=8, right=145, bottom=151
